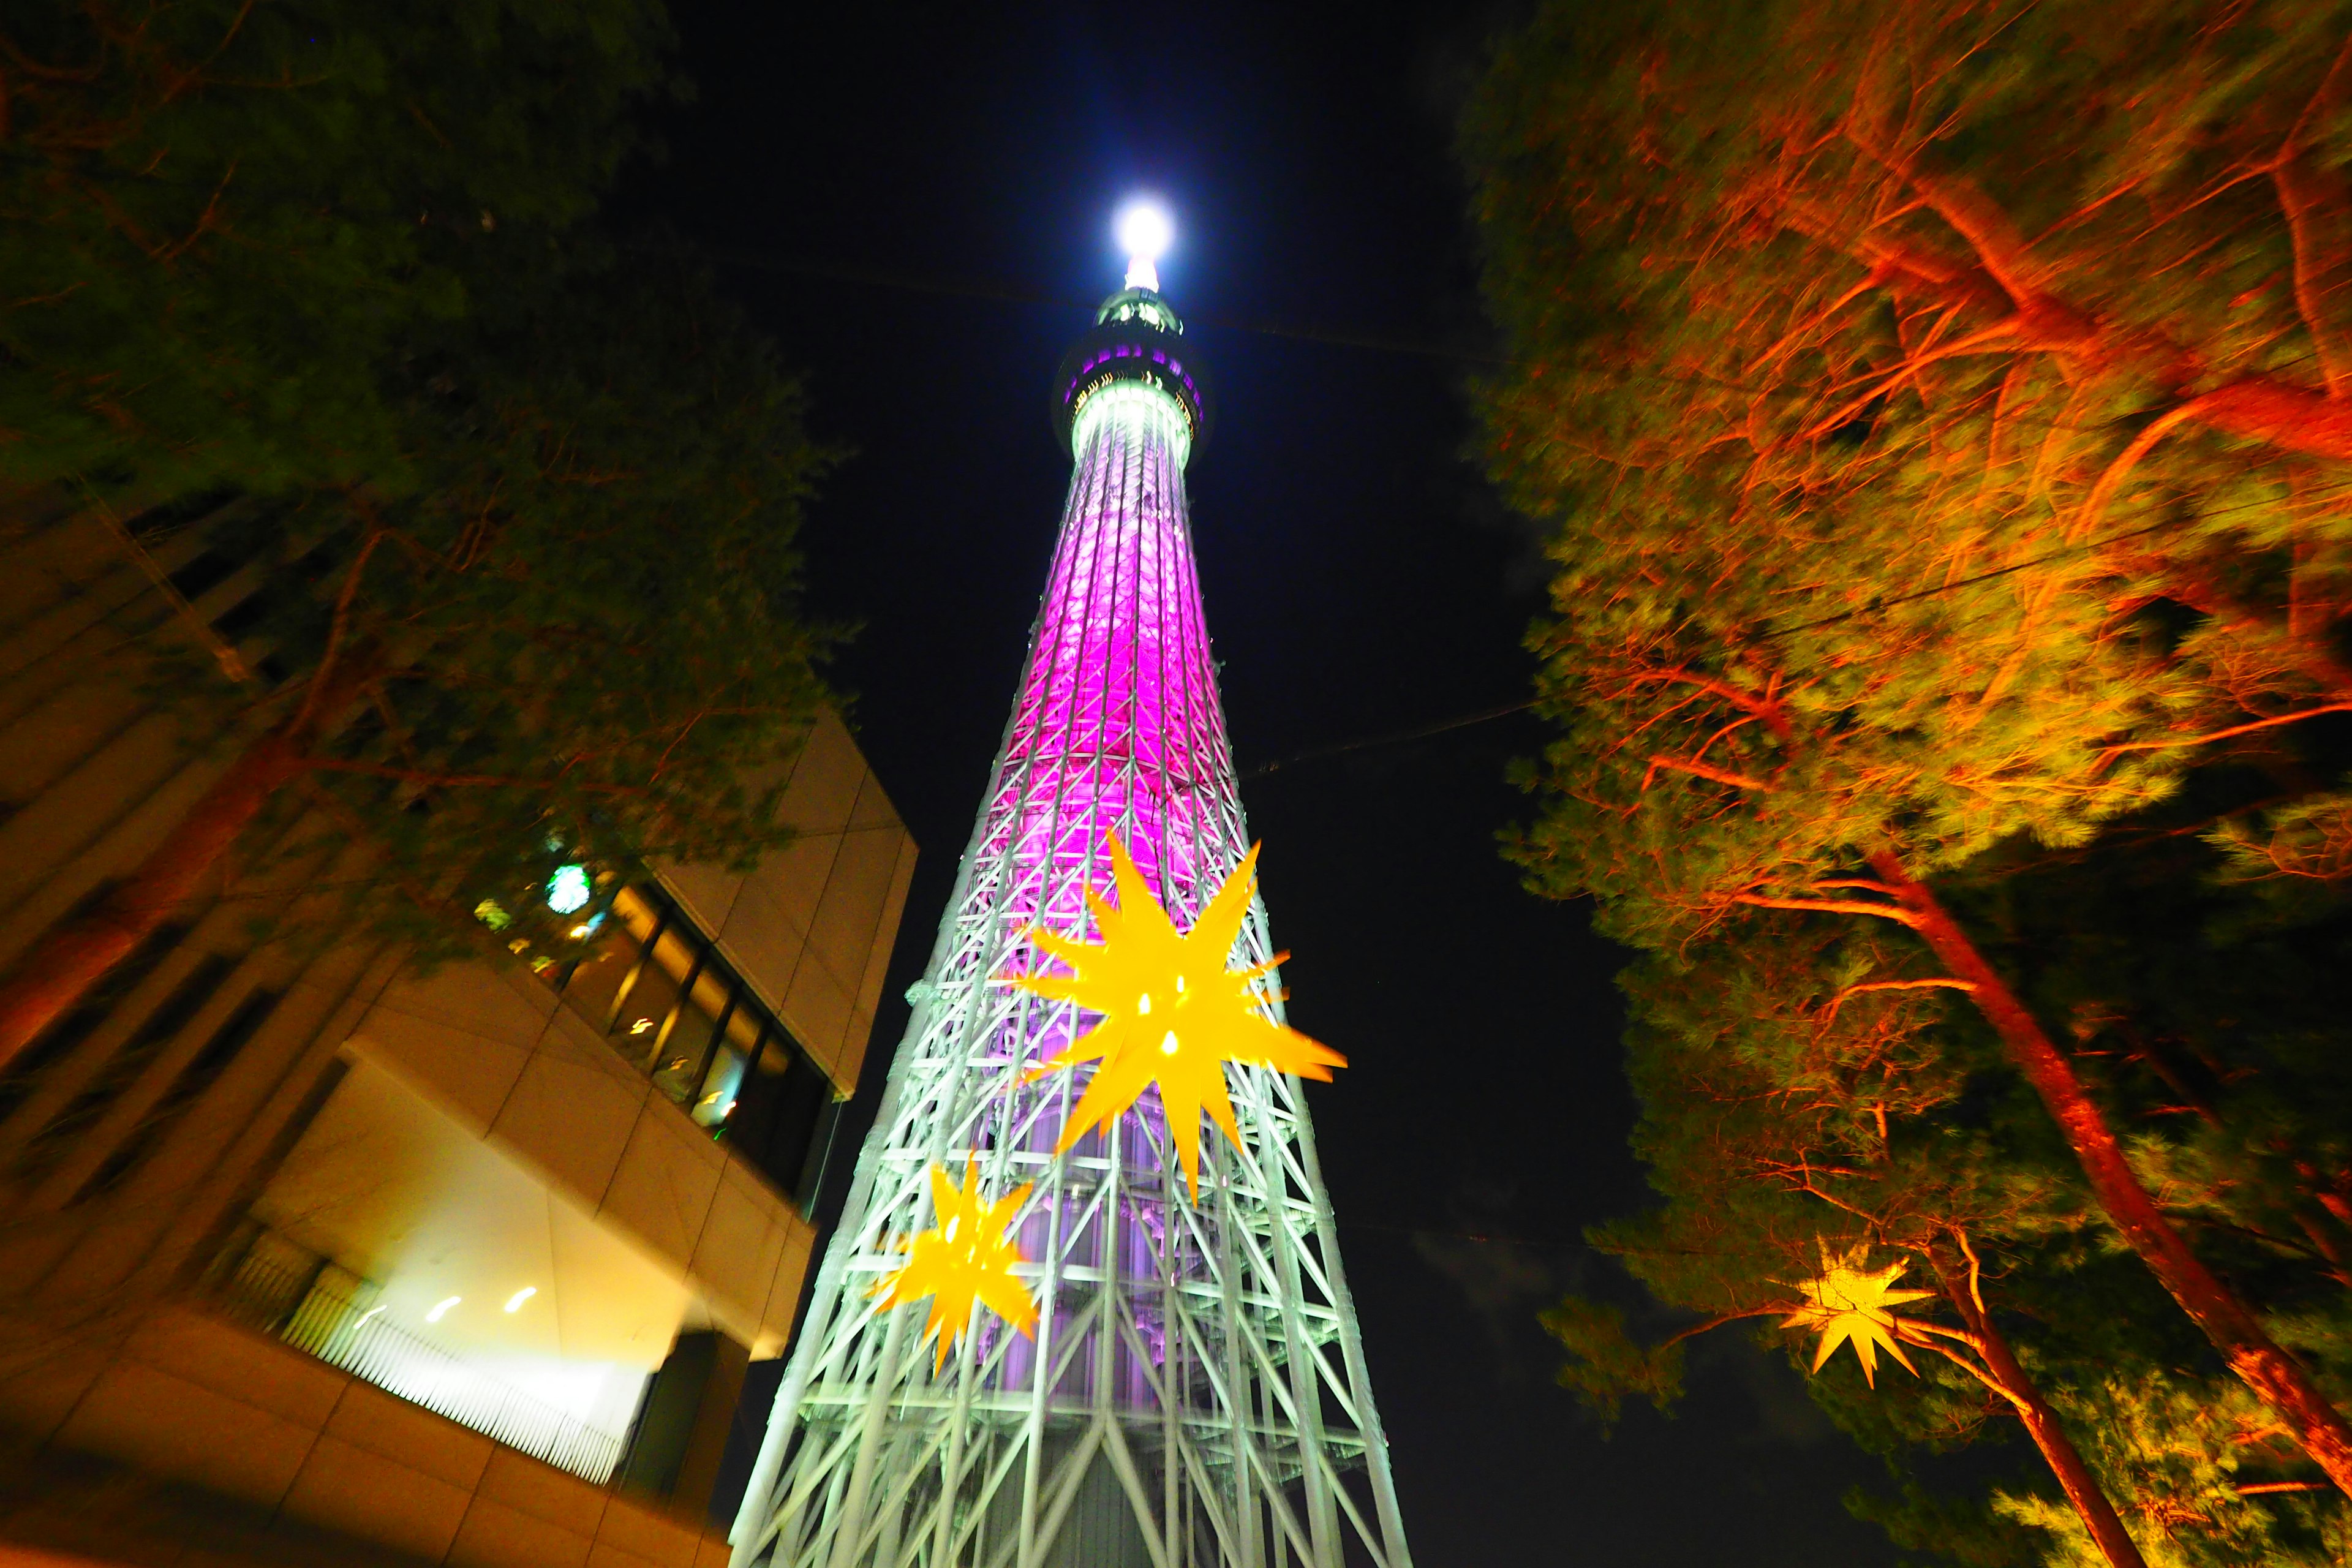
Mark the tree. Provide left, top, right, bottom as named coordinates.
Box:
left=1548, top=922, right=2352, bottom=1564
left=0, top=259, right=837, bottom=1068
left=2, top=0, right=673, bottom=502
left=1544, top=933, right=2158, bottom=1568
left=1466, top=0, right=2352, bottom=1491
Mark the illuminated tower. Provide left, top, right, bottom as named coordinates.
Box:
left=731, top=208, right=1412, bottom=1568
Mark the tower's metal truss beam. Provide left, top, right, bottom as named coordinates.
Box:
left=733, top=360, right=1411, bottom=1568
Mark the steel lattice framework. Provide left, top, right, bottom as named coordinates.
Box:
left=731, top=285, right=1412, bottom=1568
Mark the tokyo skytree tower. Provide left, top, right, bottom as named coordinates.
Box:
left=731, top=207, right=1413, bottom=1568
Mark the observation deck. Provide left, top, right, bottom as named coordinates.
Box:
left=1051, top=285, right=1213, bottom=453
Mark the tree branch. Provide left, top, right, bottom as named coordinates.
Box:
left=1643, top=754, right=1774, bottom=793
left=293, top=519, right=385, bottom=731
left=1730, top=892, right=1922, bottom=928
left=304, top=758, right=650, bottom=796
left=2274, top=33, right=2352, bottom=398
left=1623, top=668, right=1793, bottom=736
left=1820, top=977, right=1975, bottom=1027
left=2071, top=397, right=2215, bottom=543
left=2097, top=702, right=2352, bottom=762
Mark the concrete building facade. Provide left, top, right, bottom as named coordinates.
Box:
left=0, top=496, right=915, bottom=1568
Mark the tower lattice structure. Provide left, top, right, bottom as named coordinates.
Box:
left=731, top=274, right=1413, bottom=1568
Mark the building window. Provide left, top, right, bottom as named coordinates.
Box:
left=557, top=886, right=840, bottom=1210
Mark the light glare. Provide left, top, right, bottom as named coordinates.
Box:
left=1115, top=201, right=1173, bottom=290
left=546, top=864, right=591, bottom=914
left=426, top=1295, right=461, bottom=1324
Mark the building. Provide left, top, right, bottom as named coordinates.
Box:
left=731, top=213, right=1412, bottom=1568
left=0, top=492, right=916, bottom=1568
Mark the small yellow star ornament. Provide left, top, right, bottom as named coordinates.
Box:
left=1006, top=833, right=1345, bottom=1195
left=870, top=1161, right=1038, bottom=1371
left=1782, top=1243, right=1935, bottom=1387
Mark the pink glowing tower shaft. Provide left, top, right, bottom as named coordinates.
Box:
left=734, top=281, right=1412, bottom=1568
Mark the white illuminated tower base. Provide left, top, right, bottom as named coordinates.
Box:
left=730, top=252, right=1412, bottom=1568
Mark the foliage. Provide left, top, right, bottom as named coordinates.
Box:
left=1466, top=0, right=2352, bottom=933
left=1, top=0, right=675, bottom=502
left=0, top=3, right=841, bottom=1045
left=1468, top=0, right=2352, bottom=1551
left=1537, top=1295, right=1686, bottom=1431
left=202, top=258, right=838, bottom=967
left=1996, top=1374, right=2350, bottom=1568
left=1539, top=915, right=2352, bottom=1565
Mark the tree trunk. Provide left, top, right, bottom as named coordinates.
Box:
left=0, top=722, right=311, bottom=1072
left=1933, top=1256, right=2147, bottom=1568
left=1871, top=851, right=2352, bottom=1498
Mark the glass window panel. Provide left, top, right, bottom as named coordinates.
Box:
left=793, top=1098, right=842, bottom=1212
left=559, top=889, right=660, bottom=1031
left=756, top=1054, right=833, bottom=1204
left=722, top=998, right=763, bottom=1053
left=613, top=927, right=696, bottom=1062
left=551, top=883, right=841, bottom=1202
left=729, top=1032, right=791, bottom=1159
left=691, top=1005, right=768, bottom=1129
left=652, top=967, right=731, bottom=1107
left=692, top=1038, right=750, bottom=1130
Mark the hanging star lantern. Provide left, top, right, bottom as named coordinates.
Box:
left=1781, top=1242, right=1936, bottom=1387
left=869, top=1161, right=1038, bottom=1372
left=1005, top=832, right=1345, bottom=1196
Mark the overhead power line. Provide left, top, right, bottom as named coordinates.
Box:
left=1760, top=474, right=2352, bottom=643
left=1240, top=698, right=1536, bottom=781
left=1239, top=477, right=2352, bottom=773
left=652, top=242, right=1506, bottom=365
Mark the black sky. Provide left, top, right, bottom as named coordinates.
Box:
left=630, top=4, right=1914, bottom=1561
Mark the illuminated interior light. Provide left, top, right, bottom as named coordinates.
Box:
left=568, top=923, right=593, bottom=939
left=503, top=1287, right=537, bottom=1313
left=473, top=899, right=510, bottom=931
left=426, top=1296, right=461, bottom=1324
left=1115, top=200, right=1172, bottom=292
left=546, top=864, right=592, bottom=914
left=629, top=1016, right=656, bottom=1036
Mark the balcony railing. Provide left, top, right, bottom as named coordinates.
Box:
left=214, top=1244, right=625, bottom=1486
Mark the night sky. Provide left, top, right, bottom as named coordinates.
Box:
left=630, top=4, right=1917, bottom=1562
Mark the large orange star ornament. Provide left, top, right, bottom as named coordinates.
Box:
left=869, top=1161, right=1038, bottom=1372
left=1781, top=1242, right=1935, bottom=1387
left=1005, top=832, right=1346, bottom=1196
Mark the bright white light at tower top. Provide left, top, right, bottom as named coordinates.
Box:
left=1115, top=200, right=1173, bottom=291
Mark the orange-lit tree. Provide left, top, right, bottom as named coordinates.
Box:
left=1545, top=935, right=2157, bottom=1568
left=1469, top=0, right=2352, bottom=1496
left=1548, top=933, right=2345, bottom=1566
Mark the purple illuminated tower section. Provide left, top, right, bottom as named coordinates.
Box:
left=733, top=229, right=1412, bottom=1568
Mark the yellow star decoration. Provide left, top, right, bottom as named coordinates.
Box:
left=869, top=1161, right=1038, bottom=1372
left=1781, top=1242, right=1936, bottom=1387
left=1006, top=832, right=1346, bottom=1196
